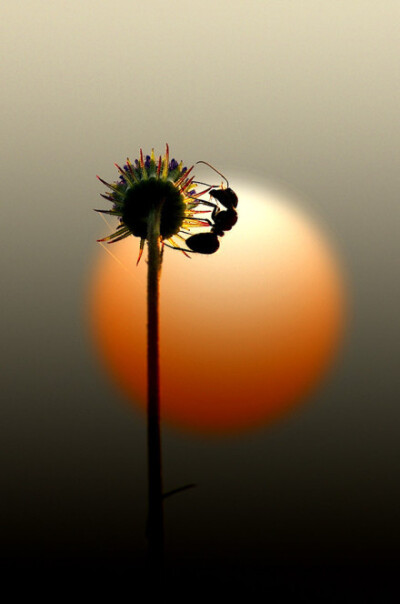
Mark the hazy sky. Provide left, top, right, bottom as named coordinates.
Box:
left=1, top=0, right=399, bottom=590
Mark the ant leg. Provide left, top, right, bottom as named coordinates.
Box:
left=211, top=204, right=221, bottom=221
left=163, top=241, right=196, bottom=254
left=187, top=217, right=214, bottom=228
left=199, top=199, right=218, bottom=208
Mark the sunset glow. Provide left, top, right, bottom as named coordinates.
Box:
left=88, top=180, right=346, bottom=435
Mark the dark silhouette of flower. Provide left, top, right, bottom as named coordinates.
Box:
left=96, top=145, right=210, bottom=260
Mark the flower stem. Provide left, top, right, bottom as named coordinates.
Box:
left=146, top=205, right=164, bottom=579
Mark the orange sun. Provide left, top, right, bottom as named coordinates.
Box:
left=88, top=179, right=346, bottom=435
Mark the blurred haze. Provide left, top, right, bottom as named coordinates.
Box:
left=1, top=0, right=399, bottom=593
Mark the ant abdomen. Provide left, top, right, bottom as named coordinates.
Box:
left=185, top=232, right=220, bottom=254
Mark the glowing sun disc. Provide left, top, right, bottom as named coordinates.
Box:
left=88, top=178, right=346, bottom=435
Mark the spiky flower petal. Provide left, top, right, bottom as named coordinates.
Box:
left=96, top=145, right=211, bottom=257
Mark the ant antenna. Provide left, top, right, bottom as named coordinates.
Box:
left=192, top=180, right=214, bottom=187
left=196, top=161, right=229, bottom=188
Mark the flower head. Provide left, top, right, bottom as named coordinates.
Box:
left=96, top=145, right=211, bottom=260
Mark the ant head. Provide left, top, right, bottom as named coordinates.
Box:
left=209, top=187, right=238, bottom=209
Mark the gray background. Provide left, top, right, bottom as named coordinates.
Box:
left=1, top=0, right=399, bottom=592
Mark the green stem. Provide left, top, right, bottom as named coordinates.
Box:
left=146, top=205, right=164, bottom=579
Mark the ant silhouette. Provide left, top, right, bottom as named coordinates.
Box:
left=172, top=161, right=238, bottom=255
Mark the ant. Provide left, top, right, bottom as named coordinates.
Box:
left=184, top=162, right=238, bottom=254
